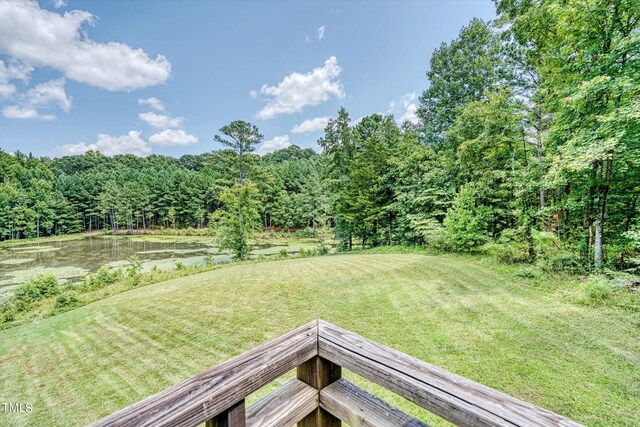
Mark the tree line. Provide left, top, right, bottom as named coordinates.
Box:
left=0, top=145, right=322, bottom=239
left=1, top=0, right=638, bottom=271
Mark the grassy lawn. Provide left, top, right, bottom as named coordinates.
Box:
left=0, top=254, right=638, bottom=426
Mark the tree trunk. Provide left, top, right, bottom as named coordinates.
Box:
left=526, top=223, right=535, bottom=262
left=594, top=157, right=612, bottom=270
left=239, top=147, right=244, bottom=184
left=585, top=163, right=597, bottom=262
left=536, top=108, right=545, bottom=211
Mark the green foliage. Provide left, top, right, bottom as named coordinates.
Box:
left=211, top=182, right=261, bottom=260
left=262, top=145, right=318, bottom=163
left=418, top=18, right=502, bottom=143
left=204, top=253, right=214, bottom=266
left=14, top=274, right=60, bottom=305
left=1, top=1, right=639, bottom=274
left=443, top=186, right=489, bottom=251
left=531, top=231, right=586, bottom=274
left=54, top=292, right=80, bottom=310
left=321, top=111, right=402, bottom=249
left=576, top=276, right=614, bottom=306
left=79, top=267, right=122, bottom=292
left=126, top=256, right=143, bottom=286
left=497, top=0, right=640, bottom=270
left=213, top=120, right=263, bottom=183
left=484, top=241, right=531, bottom=264
left=515, top=268, right=535, bottom=279
left=623, top=221, right=640, bottom=266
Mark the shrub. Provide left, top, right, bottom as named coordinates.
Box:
left=14, top=274, right=60, bottom=304
left=533, top=230, right=587, bottom=274
left=2, top=309, right=15, bottom=323
left=299, top=248, right=318, bottom=257
left=536, top=252, right=585, bottom=274
left=484, top=242, right=530, bottom=264
left=126, top=256, right=143, bottom=287
left=54, top=292, right=80, bottom=310
left=443, top=186, right=488, bottom=251
left=79, top=267, right=121, bottom=292
left=318, top=245, right=329, bottom=255
left=204, top=254, right=214, bottom=267
left=175, top=261, right=186, bottom=270
left=623, top=223, right=640, bottom=250
left=578, top=276, right=613, bottom=306
left=211, top=183, right=261, bottom=260
left=294, top=228, right=315, bottom=238
left=278, top=248, right=289, bottom=258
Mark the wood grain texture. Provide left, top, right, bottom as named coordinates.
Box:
left=317, top=320, right=584, bottom=427
left=90, top=321, right=318, bottom=427
left=246, top=379, right=318, bottom=427
left=206, top=400, right=246, bottom=427
left=320, top=378, right=429, bottom=427
left=297, top=356, right=341, bottom=389
left=296, top=408, right=341, bottom=427
left=297, top=356, right=341, bottom=427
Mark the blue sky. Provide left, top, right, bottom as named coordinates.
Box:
left=0, top=0, right=496, bottom=157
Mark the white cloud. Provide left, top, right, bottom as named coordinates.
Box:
left=56, top=131, right=151, bottom=156
left=256, top=135, right=291, bottom=155
left=2, top=105, right=55, bottom=120
left=256, top=56, right=344, bottom=119
left=318, top=25, right=326, bottom=40
left=0, top=0, right=171, bottom=91
left=148, top=129, right=198, bottom=146
left=291, top=116, right=331, bottom=134
left=0, top=59, right=33, bottom=98
left=25, top=78, right=72, bottom=112
left=2, top=78, right=71, bottom=120
left=139, top=111, right=184, bottom=129
left=52, top=0, right=67, bottom=8
left=388, top=92, right=420, bottom=125
left=249, top=90, right=258, bottom=99
left=138, top=97, right=164, bottom=111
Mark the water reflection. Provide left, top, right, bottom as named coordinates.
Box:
left=0, top=237, right=220, bottom=294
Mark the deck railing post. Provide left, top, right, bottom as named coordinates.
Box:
left=297, top=356, right=341, bottom=426
left=205, top=399, right=246, bottom=427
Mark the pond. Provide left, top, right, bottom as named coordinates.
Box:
left=0, top=235, right=319, bottom=296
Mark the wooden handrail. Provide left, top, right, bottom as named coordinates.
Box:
left=320, top=378, right=429, bottom=427
left=318, top=321, right=583, bottom=427
left=91, top=320, right=584, bottom=427
left=90, top=321, right=317, bottom=427
left=245, top=379, right=317, bottom=426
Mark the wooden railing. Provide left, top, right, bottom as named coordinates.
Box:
left=91, top=320, right=584, bottom=427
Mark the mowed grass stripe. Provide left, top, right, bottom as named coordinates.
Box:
left=0, top=254, right=638, bottom=426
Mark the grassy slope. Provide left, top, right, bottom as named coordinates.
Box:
left=0, top=254, right=638, bottom=426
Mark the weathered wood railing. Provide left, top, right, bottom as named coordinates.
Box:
left=91, top=320, right=584, bottom=427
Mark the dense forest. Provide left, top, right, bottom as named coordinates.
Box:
left=1, top=0, right=638, bottom=272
